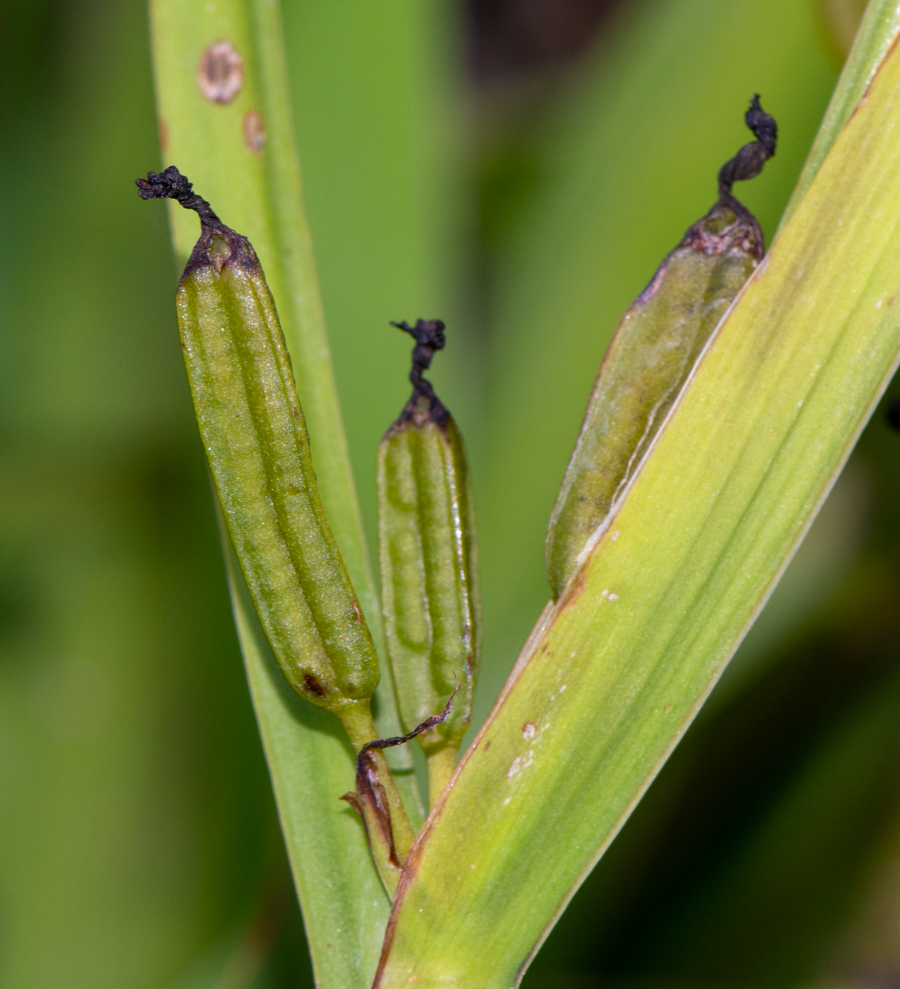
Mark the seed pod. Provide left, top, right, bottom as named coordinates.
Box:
left=546, top=96, right=777, bottom=598
left=377, top=320, right=480, bottom=801
left=136, top=167, right=379, bottom=717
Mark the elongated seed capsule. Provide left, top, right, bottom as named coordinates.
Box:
left=377, top=320, right=480, bottom=803
left=136, top=167, right=379, bottom=721
left=546, top=96, right=777, bottom=598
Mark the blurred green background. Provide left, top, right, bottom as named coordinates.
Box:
left=4, top=0, right=900, bottom=986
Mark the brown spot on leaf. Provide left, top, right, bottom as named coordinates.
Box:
left=302, top=673, right=326, bottom=697
left=522, top=721, right=537, bottom=739
left=158, top=119, right=169, bottom=155
left=243, top=109, right=266, bottom=152
left=484, top=739, right=491, bottom=751
left=197, top=41, right=243, bottom=104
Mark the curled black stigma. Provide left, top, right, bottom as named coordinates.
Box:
left=135, top=165, right=257, bottom=277
left=391, top=318, right=450, bottom=426
left=136, top=166, right=224, bottom=230
left=717, top=95, right=778, bottom=214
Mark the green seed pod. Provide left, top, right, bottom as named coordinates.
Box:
left=136, top=167, right=379, bottom=717
left=546, top=97, right=777, bottom=598
left=377, top=320, right=480, bottom=801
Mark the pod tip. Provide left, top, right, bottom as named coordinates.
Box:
left=137, top=166, right=259, bottom=278
left=673, top=95, right=777, bottom=262
left=390, top=318, right=451, bottom=427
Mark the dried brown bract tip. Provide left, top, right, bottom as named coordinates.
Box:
left=340, top=688, right=458, bottom=871
left=356, top=684, right=458, bottom=769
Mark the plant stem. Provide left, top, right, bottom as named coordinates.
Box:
left=426, top=745, right=459, bottom=808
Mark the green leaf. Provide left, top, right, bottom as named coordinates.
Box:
left=374, top=30, right=900, bottom=989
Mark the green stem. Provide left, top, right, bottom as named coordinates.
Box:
left=426, top=744, right=459, bottom=808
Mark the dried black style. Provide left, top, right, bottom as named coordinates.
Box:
left=669, top=95, right=778, bottom=268
left=391, top=318, right=449, bottom=425
left=135, top=165, right=258, bottom=278
left=717, top=95, right=778, bottom=220
left=136, top=166, right=223, bottom=226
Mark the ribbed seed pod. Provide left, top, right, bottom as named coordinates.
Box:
left=378, top=320, right=480, bottom=802
left=546, top=97, right=777, bottom=598
left=136, top=167, right=379, bottom=719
